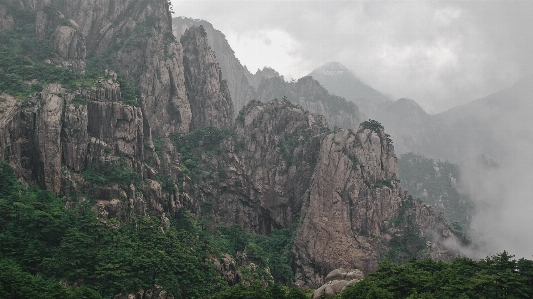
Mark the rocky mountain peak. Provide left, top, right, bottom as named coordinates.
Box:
left=181, top=25, right=234, bottom=130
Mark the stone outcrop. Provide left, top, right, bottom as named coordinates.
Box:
left=173, top=17, right=256, bottom=115
left=312, top=268, right=364, bottom=298
left=45, top=0, right=191, bottom=137
left=52, top=25, right=86, bottom=72
left=206, top=99, right=328, bottom=232
left=181, top=26, right=234, bottom=130
left=291, top=122, right=459, bottom=287
left=180, top=100, right=460, bottom=287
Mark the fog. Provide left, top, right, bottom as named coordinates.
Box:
left=452, top=78, right=533, bottom=259
left=172, top=0, right=533, bottom=113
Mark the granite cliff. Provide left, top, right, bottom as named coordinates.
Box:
left=0, top=0, right=461, bottom=290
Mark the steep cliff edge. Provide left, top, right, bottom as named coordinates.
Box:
left=178, top=101, right=460, bottom=287
left=46, top=0, right=192, bottom=138
left=173, top=17, right=256, bottom=115
left=181, top=25, right=234, bottom=130
left=291, top=121, right=459, bottom=287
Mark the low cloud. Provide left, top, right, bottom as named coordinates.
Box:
left=172, top=0, right=533, bottom=113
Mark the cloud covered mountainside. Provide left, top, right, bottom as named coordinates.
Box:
left=0, top=1, right=531, bottom=298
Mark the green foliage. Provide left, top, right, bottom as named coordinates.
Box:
left=278, top=133, right=300, bottom=158
left=359, top=120, right=393, bottom=144
left=156, top=173, right=176, bottom=192
left=71, top=94, right=87, bottom=106
left=0, top=163, right=226, bottom=298
left=152, top=138, right=165, bottom=152
left=212, top=283, right=307, bottom=299
left=170, top=126, right=234, bottom=178
left=360, top=119, right=384, bottom=132
left=373, top=178, right=396, bottom=189
left=117, top=75, right=140, bottom=106
left=199, top=25, right=208, bottom=37
left=336, top=252, right=533, bottom=299
left=83, top=159, right=140, bottom=186
left=398, top=153, right=473, bottom=231
left=382, top=197, right=426, bottom=263
left=214, top=219, right=299, bottom=284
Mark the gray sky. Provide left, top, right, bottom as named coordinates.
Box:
left=171, top=0, right=533, bottom=114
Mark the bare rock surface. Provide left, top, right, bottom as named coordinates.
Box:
left=173, top=17, right=256, bottom=115
left=312, top=268, right=365, bottom=298
left=181, top=25, right=234, bottom=130
left=0, top=5, right=14, bottom=31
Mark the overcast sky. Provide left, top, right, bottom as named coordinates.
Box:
left=171, top=0, right=533, bottom=114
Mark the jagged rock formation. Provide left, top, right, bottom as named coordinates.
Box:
left=291, top=121, right=458, bottom=287
left=255, top=76, right=366, bottom=130
left=181, top=26, right=234, bottom=130
left=173, top=17, right=256, bottom=115
left=52, top=25, right=86, bottom=72
left=186, top=100, right=459, bottom=287
left=51, top=0, right=190, bottom=137
left=0, top=0, right=461, bottom=290
left=248, top=67, right=281, bottom=88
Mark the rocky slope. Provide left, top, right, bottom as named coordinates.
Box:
left=0, top=0, right=461, bottom=290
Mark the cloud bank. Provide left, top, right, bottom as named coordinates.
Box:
left=172, top=0, right=533, bottom=113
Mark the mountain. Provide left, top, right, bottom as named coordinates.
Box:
left=0, top=0, right=461, bottom=296
left=173, top=16, right=256, bottom=114
left=309, top=62, right=391, bottom=119
left=385, top=75, right=533, bottom=161
left=311, top=62, right=533, bottom=162
left=255, top=76, right=367, bottom=129
left=172, top=17, right=366, bottom=130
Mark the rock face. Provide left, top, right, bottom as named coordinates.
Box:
left=204, top=99, right=328, bottom=232
left=185, top=101, right=460, bottom=287
left=312, top=268, right=364, bottom=298
left=181, top=26, right=234, bottom=130
left=290, top=122, right=459, bottom=288
left=173, top=17, right=256, bottom=115
left=398, top=153, right=474, bottom=229
left=52, top=25, right=86, bottom=72
left=52, top=0, right=191, bottom=137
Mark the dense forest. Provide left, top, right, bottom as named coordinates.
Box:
left=2, top=160, right=533, bottom=298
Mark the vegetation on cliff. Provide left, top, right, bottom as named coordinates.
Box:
left=335, top=252, right=533, bottom=299
left=0, top=162, right=304, bottom=298
left=398, top=153, right=473, bottom=231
